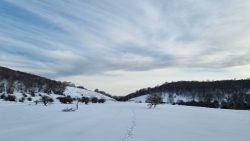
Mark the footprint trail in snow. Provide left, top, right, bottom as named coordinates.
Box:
left=121, top=110, right=136, bottom=141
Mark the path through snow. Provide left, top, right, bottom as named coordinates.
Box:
left=121, top=109, right=137, bottom=141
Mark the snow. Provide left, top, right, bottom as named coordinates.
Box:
left=130, top=93, right=191, bottom=103
left=64, top=87, right=114, bottom=100
left=0, top=86, right=115, bottom=103
left=129, top=94, right=149, bottom=102
left=0, top=101, right=250, bottom=141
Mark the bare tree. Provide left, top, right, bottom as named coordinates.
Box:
left=146, top=94, right=163, bottom=108
left=167, top=93, right=174, bottom=104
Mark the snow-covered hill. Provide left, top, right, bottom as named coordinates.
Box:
left=0, top=66, right=115, bottom=103
left=0, top=86, right=115, bottom=103
left=122, top=80, right=250, bottom=109
left=64, top=86, right=115, bottom=101
left=0, top=102, right=249, bottom=141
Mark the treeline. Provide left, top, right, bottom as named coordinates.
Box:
left=118, top=79, right=250, bottom=109
left=57, top=95, right=106, bottom=104
left=0, top=66, right=66, bottom=95
left=173, top=92, right=250, bottom=110
left=94, top=89, right=112, bottom=98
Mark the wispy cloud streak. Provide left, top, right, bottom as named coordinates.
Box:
left=1, top=0, right=250, bottom=94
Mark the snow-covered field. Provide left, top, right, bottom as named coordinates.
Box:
left=0, top=101, right=250, bottom=141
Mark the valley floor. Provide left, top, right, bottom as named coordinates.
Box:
left=0, top=101, right=250, bottom=141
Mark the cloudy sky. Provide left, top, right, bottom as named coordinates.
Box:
left=1, top=0, right=250, bottom=95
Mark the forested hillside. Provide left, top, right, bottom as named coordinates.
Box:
left=0, top=66, right=114, bottom=104
left=0, top=66, right=66, bottom=95
left=120, top=80, right=250, bottom=109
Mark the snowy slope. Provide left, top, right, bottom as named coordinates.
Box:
left=0, top=86, right=115, bottom=103
left=0, top=102, right=249, bottom=141
left=129, top=94, right=148, bottom=102
left=130, top=93, right=191, bottom=103
left=64, top=86, right=114, bottom=100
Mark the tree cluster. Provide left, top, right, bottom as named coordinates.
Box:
left=57, top=96, right=106, bottom=104
left=94, top=89, right=112, bottom=98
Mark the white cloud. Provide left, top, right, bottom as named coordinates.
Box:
left=1, top=0, right=250, bottom=95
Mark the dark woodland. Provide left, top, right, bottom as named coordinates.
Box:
left=118, top=79, right=250, bottom=109
left=0, top=66, right=66, bottom=95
